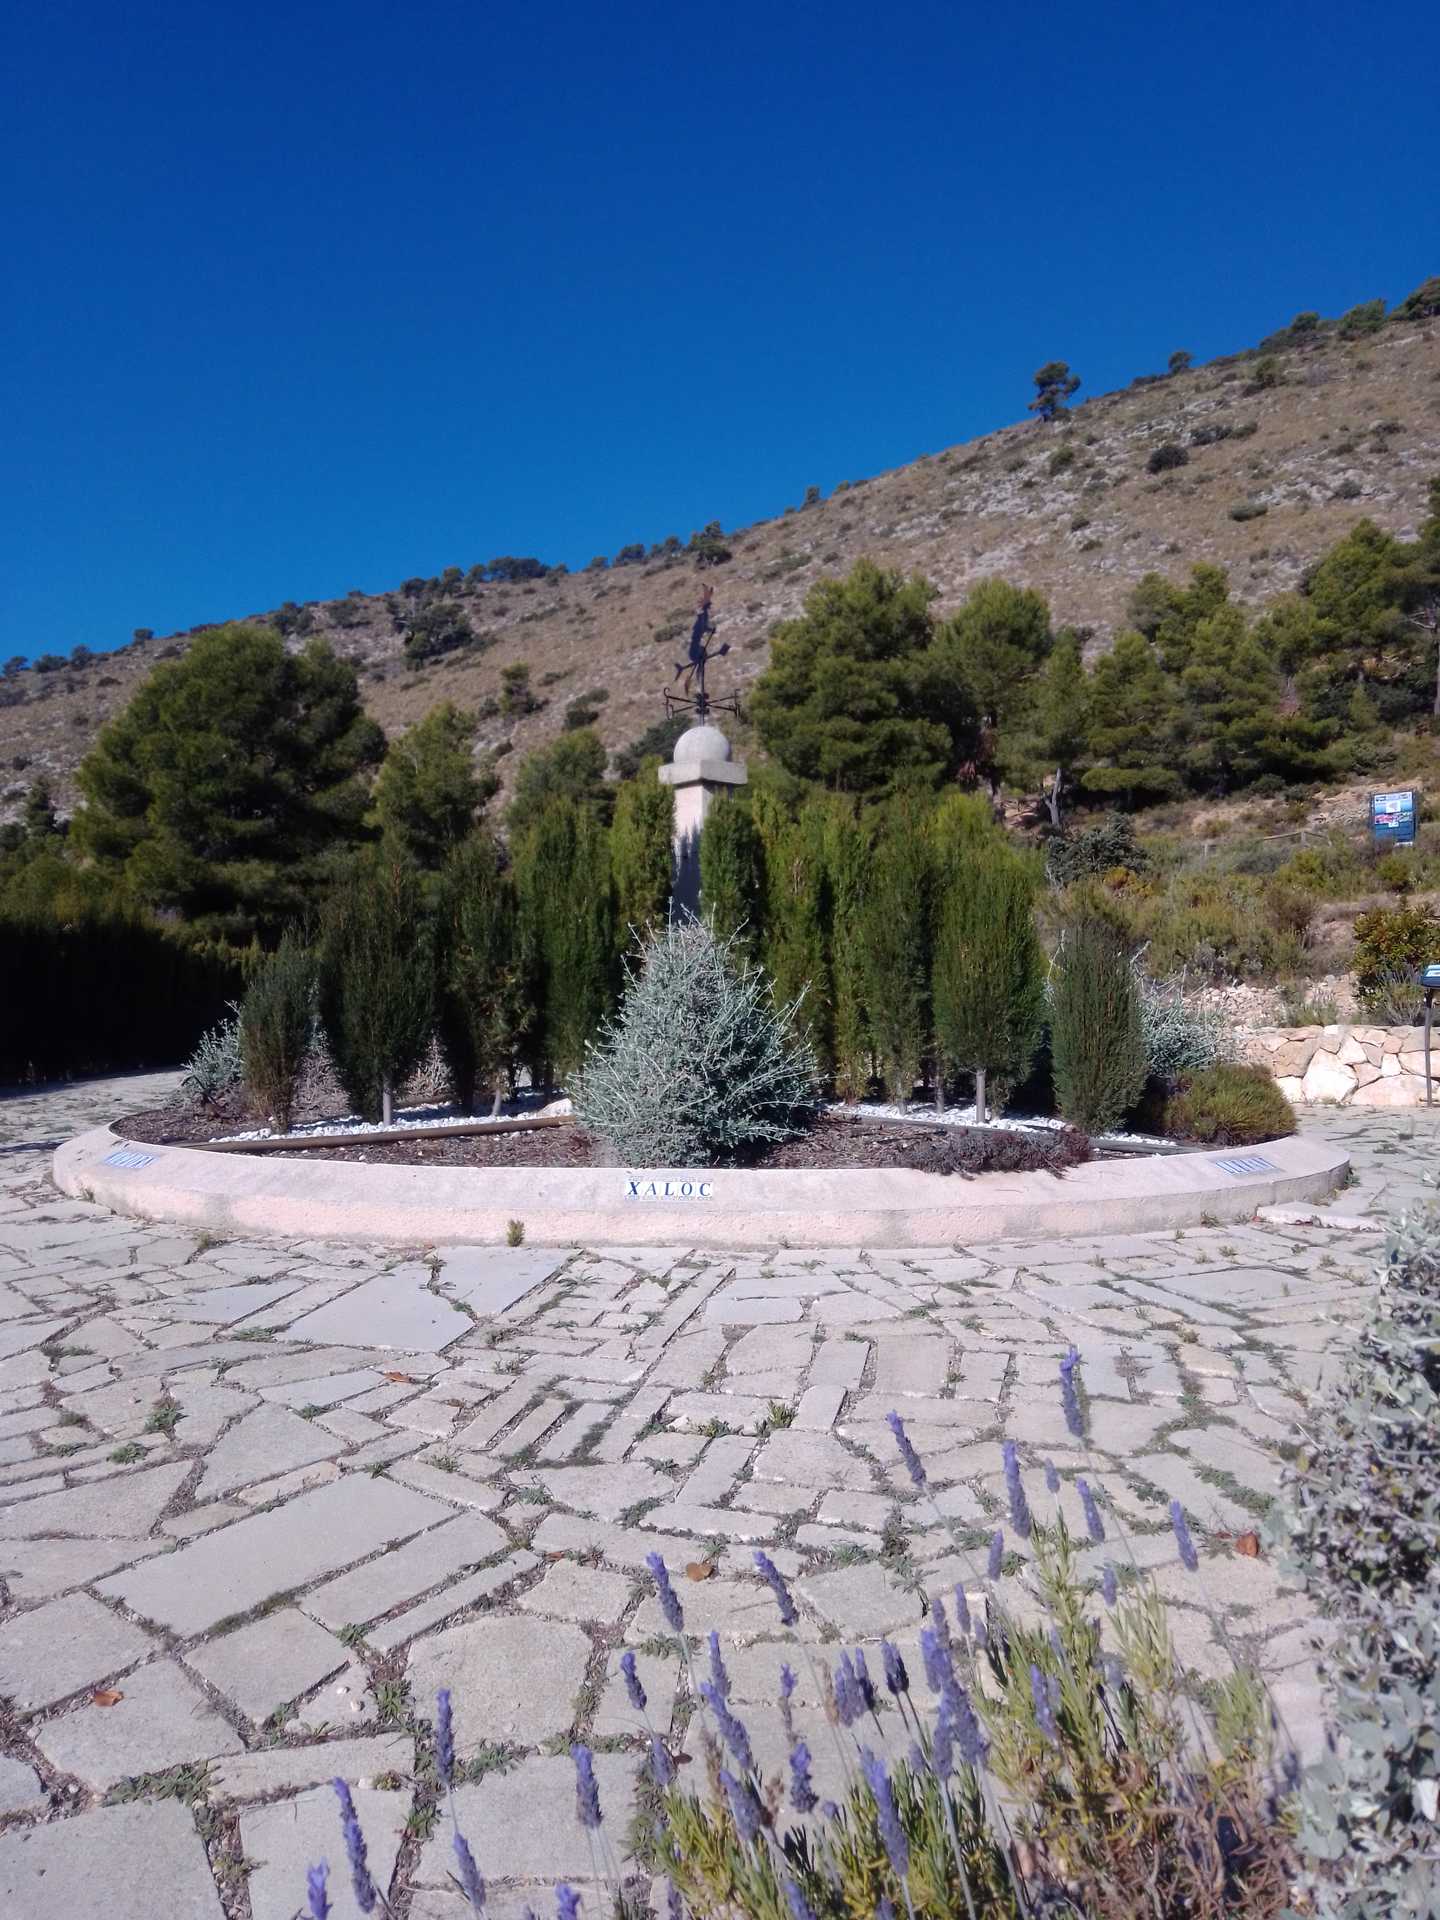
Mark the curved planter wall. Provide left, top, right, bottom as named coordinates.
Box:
left=54, top=1123, right=1350, bottom=1249
left=1241, top=1024, right=1435, bottom=1107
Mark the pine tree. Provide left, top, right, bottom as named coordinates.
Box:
left=1003, top=631, right=1090, bottom=827
left=930, top=795, right=1045, bottom=1120
left=1049, top=908, right=1147, bottom=1134
left=1028, top=361, right=1081, bottom=420
left=371, top=703, right=495, bottom=869
left=512, top=800, right=615, bottom=1084
left=434, top=829, right=526, bottom=1114
left=316, top=854, right=434, bottom=1124
left=698, top=795, right=764, bottom=953
left=609, top=774, right=673, bottom=950
left=933, top=579, right=1052, bottom=750
left=1082, top=631, right=1183, bottom=806
left=854, top=796, right=932, bottom=1104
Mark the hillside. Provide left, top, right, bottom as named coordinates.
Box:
left=5, top=307, right=1440, bottom=820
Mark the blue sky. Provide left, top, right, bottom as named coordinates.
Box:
left=3, top=0, right=1436, bottom=659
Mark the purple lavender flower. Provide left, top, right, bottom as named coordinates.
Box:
left=435, top=1688, right=455, bottom=1792
left=707, top=1630, right=732, bottom=1703
left=1102, top=1562, right=1118, bottom=1607
left=619, top=1650, right=646, bottom=1714
left=1044, top=1458, right=1060, bottom=1494
left=1077, top=1477, right=1105, bottom=1543
left=918, top=1626, right=950, bottom=1696
left=1170, top=1499, right=1200, bottom=1571
left=666, top=1881, right=683, bottom=1920
left=877, top=1903, right=896, bottom=1920
left=1030, top=1664, right=1059, bottom=1743
left=881, top=1640, right=909, bottom=1697
left=780, top=1663, right=798, bottom=1701
left=1002, top=1440, right=1033, bottom=1538
left=973, top=1614, right=988, bottom=1650
left=930, top=1590, right=951, bottom=1649
left=833, top=1651, right=861, bottom=1725
left=720, top=1768, right=763, bottom=1845
left=556, top=1886, right=581, bottom=1920
left=451, top=1832, right=485, bottom=1911
left=306, top=1863, right=331, bottom=1920
left=852, top=1648, right=877, bottom=1716
left=822, top=1801, right=841, bottom=1822
left=952, top=1583, right=971, bottom=1637
left=700, top=1681, right=755, bottom=1775
left=1103, top=1654, right=1125, bottom=1690
left=788, top=1737, right=817, bottom=1813
left=782, top=1879, right=816, bottom=1920
left=860, top=1749, right=910, bottom=1880
left=572, top=1744, right=602, bottom=1830
left=648, top=1735, right=674, bottom=1789
left=754, top=1550, right=798, bottom=1627
left=951, top=1686, right=987, bottom=1767
left=646, top=1553, right=684, bottom=1634
left=886, top=1409, right=927, bottom=1489
left=930, top=1699, right=954, bottom=1777
left=987, top=1527, right=1005, bottom=1580
left=1059, top=1346, right=1085, bottom=1440
left=332, top=1779, right=378, bottom=1914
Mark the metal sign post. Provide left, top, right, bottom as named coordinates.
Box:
left=1424, top=964, right=1440, bottom=1109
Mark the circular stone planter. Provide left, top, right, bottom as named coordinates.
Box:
left=53, top=1121, right=1350, bottom=1249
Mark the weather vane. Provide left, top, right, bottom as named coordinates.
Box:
left=665, top=586, right=741, bottom=723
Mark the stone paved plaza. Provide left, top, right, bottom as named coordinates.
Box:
left=0, top=1072, right=1436, bottom=1918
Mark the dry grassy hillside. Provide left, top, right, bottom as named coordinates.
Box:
left=5, top=313, right=1440, bottom=819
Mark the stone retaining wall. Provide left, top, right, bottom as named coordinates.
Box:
left=1241, top=1024, right=1435, bottom=1106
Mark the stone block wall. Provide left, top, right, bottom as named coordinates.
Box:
left=1240, top=1024, right=1436, bottom=1106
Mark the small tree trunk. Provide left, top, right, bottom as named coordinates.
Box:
left=934, top=1058, right=946, bottom=1113
left=381, top=1079, right=393, bottom=1126
left=489, top=1085, right=502, bottom=1119
left=1046, top=767, right=1064, bottom=832
left=974, top=1066, right=988, bottom=1126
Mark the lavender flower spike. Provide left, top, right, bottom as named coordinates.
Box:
left=1059, top=1346, right=1085, bottom=1440
left=1101, top=1562, right=1118, bottom=1607
left=556, top=1886, right=581, bottom=1920
left=952, top=1583, right=971, bottom=1637
left=451, top=1832, right=485, bottom=1911
left=886, top=1409, right=927, bottom=1489
left=1170, top=1499, right=1200, bottom=1572
left=707, top=1629, right=731, bottom=1703
left=435, top=1688, right=455, bottom=1792
left=783, top=1878, right=817, bottom=1920
left=950, top=1685, right=988, bottom=1767
left=572, top=1744, right=602, bottom=1830
left=1077, top=1477, right=1105, bottom=1544
left=619, top=1650, right=646, bottom=1714
left=648, top=1735, right=674, bottom=1789
left=1044, top=1458, right=1060, bottom=1493
left=666, top=1882, right=683, bottom=1920
left=754, top=1549, right=798, bottom=1627
left=1002, top=1440, right=1033, bottom=1539
left=860, top=1749, right=910, bottom=1880
left=720, top=1768, right=763, bottom=1845
left=1030, top=1664, right=1059, bottom=1743
left=852, top=1647, right=877, bottom=1715
left=646, top=1552, right=684, bottom=1634
left=986, top=1528, right=1005, bottom=1581
left=333, top=1779, right=378, bottom=1914
left=788, top=1737, right=818, bottom=1813
left=307, top=1863, right=332, bottom=1920
left=881, top=1640, right=909, bottom=1698
left=699, top=1681, right=755, bottom=1775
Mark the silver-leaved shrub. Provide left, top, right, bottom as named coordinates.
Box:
left=1135, top=962, right=1228, bottom=1082
left=180, top=1001, right=242, bottom=1108
left=573, top=917, right=820, bottom=1165
left=1269, top=1203, right=1440, bottom=1916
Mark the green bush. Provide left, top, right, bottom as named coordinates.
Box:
left=316, top=856, right=434, bottom=1123
left=574, top=918, right=819, bottom=1165
left=239, top=933, right=315, bottom=1133
left=1162, top=1062, right=1294, bottom=1145
left=1046, top=813, right=1146, bottom=885
left=1050, top=911, right=1148, bottom=1133
left=434, top=831, right=526, bottom=1115
left=1135, top=966, right=1225, bottom=1082
left=1146, top=442, right=1189, bottom=474
left=1270, top=1205, right=1440, bottom=1916
left=180, top=1005, right=242, bottom=1109
left=1353, top=903, right=1440, bottom=1009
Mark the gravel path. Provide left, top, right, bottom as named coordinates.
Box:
left=0, top=1071, right=1435, bottom=1918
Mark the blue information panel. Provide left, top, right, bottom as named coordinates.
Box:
left=1371, top=789, right=1418, bottom=845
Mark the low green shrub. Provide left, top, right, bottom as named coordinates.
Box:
left=239, top=934, right=315, bottom=1132
left=1135, top=965, right=1226, bottom=1081
left=1353, top=903, right=1440, bottom=1011
left=574, top=918, right=819, bottom=1164
left=180, top=1004, right=242, bottom=1109
left=1045, top=814, right=1147, bottom=886
left=1163, top=1063, right=1295, bottom=1145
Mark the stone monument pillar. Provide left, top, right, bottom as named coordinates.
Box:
left=658, top=721, right=748, bottom=918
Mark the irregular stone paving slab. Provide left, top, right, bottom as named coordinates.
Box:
left=366, top=1551, right=539, bottom=1651
left=304, top=1510, right=509, bottom=1628
left=407, top=1615, right=591, bottom=1742
left=0, top=1590, right=155, bottom=1710
left=210, top=1731, right=413, bottom=1801
left=0, top=1797, right=225, bottom=1920
left=415, top=1752, right=636, bottom=1881
left=0, top=1457, right=192, bottom=1540
left=98, top=1476, right=454, bottom=1635
left=0, top=1534, right=165, bottom=1601
left=31, top=1657, right=241, bottom=1788
left=186, top=1606, right=352, bottom=1722
left=196, top=1400, right=341, bottom=1497
left=437, top=1245, right=569, bottom=1316
left=243, top=1782, right=409, bottom=1920
left=517, top=1558, right=634, bottom=1624
left=0, top=1752, right=46, bottom=1813
left=285, top=1270, right=473, bottom=1352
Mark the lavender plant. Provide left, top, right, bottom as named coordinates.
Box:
left=180, top=1001, right=242, bottom=1109
left=573, top=918, right=820, bottom=1165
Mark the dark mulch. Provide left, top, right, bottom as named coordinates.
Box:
left=123, top=1104, right=1095, bottom=1174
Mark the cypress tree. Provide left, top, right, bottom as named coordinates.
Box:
left=512, top=799, right=615, bottom=1084
left=699, top=794, right=764, bottom=953
left=930, top=795, right=1045, bottom=1120
left=1049, top=907, right=1147, bottom=1134
left=435, top=829, right=526, bottom=1114
left=317, top=854, right=434, bottom=1124
left=609, top=774, right=673, bottom=950
left=752, top=785, right=833, bottom=1079
left=855, top=796, right=932, bottom=1104
left=239, top=931, right=314, bottom=1134
left=819, top=796, right=871, bottom=1100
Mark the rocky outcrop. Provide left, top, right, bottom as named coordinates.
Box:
left=1240, top=1024, right=1436, bottom=1106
